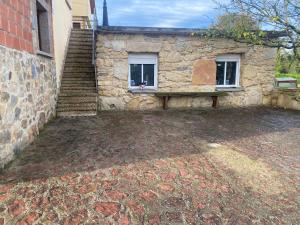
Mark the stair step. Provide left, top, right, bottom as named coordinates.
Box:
left=70, top=37, right=93, bottom=42
left=71, top=29, right=93, bottom=33
left=64, top=68, right=94, bottom=73
left=57, top=102, right=96, bottom=108
left=58, top=96, right=97, bottom=103
left=64, top=63, right=94, bottom=67
left=66, top=55, right=92, bottom=59
left=59, top=92, right=97, bottom=97
left=63, top=72, right=94, bottom=76
left=62, top=80, right=95, bottom=84
left=61, top=86, right=96, bottom=90
left=69, top=35, right=93, bottom=40
left=63, top=75, right=95, bottom=79
left=65, top=59, right=93, bottom=63
left=61, top=84, right=95, bottom=88
left=57, top=111, right=97, bottom=117
left=57, top=105, right=97, bottom=112
left=68, top=45, right=92, bottom=50
left=62, top=78, right=95, bottom=82
left=69, top=41, right=92, bottom=46
left=67, top=49, right=93, bottom=54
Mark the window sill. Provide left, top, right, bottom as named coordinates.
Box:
left=216, top=87, right=245, bottom=92
left=37, top=51, right=53, bottom=59
left=128, top=89, right=158, bottom=94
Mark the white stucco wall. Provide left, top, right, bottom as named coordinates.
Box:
left=52, top=0, right=73, bottom=88
left=72, top=0, right=92, bottom=19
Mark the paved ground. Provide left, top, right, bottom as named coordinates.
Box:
left=0, top=107, right=299, bottom=225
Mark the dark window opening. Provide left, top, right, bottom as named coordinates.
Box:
left=36, top=1, right=51, bottom=53
left=216, top=61, right=238, bottom=86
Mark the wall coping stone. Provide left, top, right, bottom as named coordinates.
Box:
left=98, top=26, right=207, bottom=36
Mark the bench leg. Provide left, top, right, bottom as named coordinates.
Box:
left=163, top=96, right=169, bottom=110
left=211, top=96, right=218, bottom=108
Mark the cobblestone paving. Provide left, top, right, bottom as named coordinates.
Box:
left=0, top=107, right=299, bottom=225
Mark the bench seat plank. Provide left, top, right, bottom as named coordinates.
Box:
left=154, top=91, right=228, bottom=109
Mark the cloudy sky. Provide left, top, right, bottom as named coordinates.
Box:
left=96, top=0, right=228, bottom=28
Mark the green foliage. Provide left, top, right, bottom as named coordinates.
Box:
left=213, top=13, right=259, bottom=32
left=212, top=0, right=300, bottom=59
left=276, top=49, right=300, bottom=74
left=276, top=73, right=300, bottom=84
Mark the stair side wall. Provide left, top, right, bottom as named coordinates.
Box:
left=0, top=46, right=57, bottom=168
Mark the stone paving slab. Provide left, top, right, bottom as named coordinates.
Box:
left=0, top=107, right=299, bottom=224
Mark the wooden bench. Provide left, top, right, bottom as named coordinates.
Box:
left=155, top=91, right=228, bottom=110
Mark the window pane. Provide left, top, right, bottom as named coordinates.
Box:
left=130, top=64, right=142, bottom=86
left=216, top=62, right=225, bottom=85
left=143, top=64, right=155, bottom=86
left=226, top=62, right=237, bottom=85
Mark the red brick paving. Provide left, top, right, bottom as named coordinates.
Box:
left=0, top=107, right=299, bottom=224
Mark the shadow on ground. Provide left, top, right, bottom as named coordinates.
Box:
left=0, top=107, right=299, bottom=224
left=1, top=107, right=299, bottom=184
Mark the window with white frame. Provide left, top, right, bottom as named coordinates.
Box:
left=216, top=55, right=241, bottom=87
left=128, top=54, right=158, bottom=89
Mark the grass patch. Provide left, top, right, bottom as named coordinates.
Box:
left=207, top=145, right=286, bottom=195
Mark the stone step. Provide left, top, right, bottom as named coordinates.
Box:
left=69, top=41, right=92, bottom=46
left=61, top=83, right=95, bottom=88
left=57, top=111, right=97, bottom=117
left=64, top=66, right=94, bottom=71
left=66, top=53, right=92, bottom=57
left=62, top=77, right=95, bottom=82
left=63, top=71, right=94, bottom=76
left=65, top=58, right=93, bottom=63
left=70, top=37, right=93, bottom=42
left=64, top=62, right=93, bottom=67
left=57, top=102, right=97, bottom=109
left=58, top=96, right=97, bottom=103
left=68, top=45, right=92, bottom=50
left=57, top=106, right=97, bottom=113
left=59, top=92, right=97, bottom=97
left=69, top=34, right=93, bottom=40
left=64, top=67, right=94, bottom=73
left=62, top=80, right=95, bottom=84
left=60, top=86, right=96, bottom=91
left=71, top=32, right=93, bottom=36
left=67, top=49, right=93, bottom=54
left=71, top=29, right=93, bottom=33
left=67, top=52, right=92, bottom=57
left=63, top=74, right=95, bottom=79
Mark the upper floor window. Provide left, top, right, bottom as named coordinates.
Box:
left=36, top=0, right=51, bottom=54
left=216, top=55, right=240, bottom=87
left=128, top=54, right=158, bottom=89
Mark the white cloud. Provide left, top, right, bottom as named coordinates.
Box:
left=97, top=0, right=229, bottom=28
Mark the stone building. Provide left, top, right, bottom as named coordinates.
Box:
left=0, top=0, right=92, bottom=167
left=96, top=26, right=276, bottom=111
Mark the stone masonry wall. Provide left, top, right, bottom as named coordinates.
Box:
left=0, top=45, right=57, bottom=168
left=96, top=33, right=276, bottom=110
left=272, top=89, right=300, bottom=110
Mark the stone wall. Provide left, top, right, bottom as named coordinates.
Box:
left=0, top=45, right=57, bottom=168
left=272, top=89, right=300, bottom=110
left=96, top=33, right=276, bottom=110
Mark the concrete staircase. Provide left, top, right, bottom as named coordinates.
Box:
left=57, top=29, right=97, bottom=117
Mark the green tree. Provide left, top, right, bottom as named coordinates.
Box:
left=212, top=0, right=300, bottom=59
left=212, top=13, right=259, bottom=32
